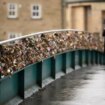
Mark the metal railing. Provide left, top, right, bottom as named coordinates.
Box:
left=0, top=29, right=85, bottom=44
left=0, top=29, right=104, bottom=78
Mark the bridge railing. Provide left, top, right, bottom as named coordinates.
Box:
left=0, top=29, right=104, bottom=78
left=0, top=29, right=104, bottom=105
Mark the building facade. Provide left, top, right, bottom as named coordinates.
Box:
left=64, top=0, right=105, bottom=34
left=0, top=0, right=63, bottom=40
left=0, top=0, right=105, bottom=40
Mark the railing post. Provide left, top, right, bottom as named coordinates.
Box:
left=18, top=70, right=25, bottom=99
left=103, top=52, right=105, bottom=65
left=88, top=50, right=90, bottom=65
left=101, top=52, right=103, bottom=65
left=90, top=50, right=92, bottom=65
left=98, top=51, right=100, bottom=64
left=102, top=52, right=104, bottom=65
left=62, top=53, right=67, bottom=74
left=95, top=51, right=97, bottom=64
left=96, top=51, right=98, bottom=64
left=97, top=51, right=99, bottom=64
left=79, top=50, right=83, bottom=67
left=100, top=52, right=102, bottom=65
left=99, top=52, right=101, bottom=64
left=0, top=45, right=2, bottom=79
left=93, top=50, right=95, bottom=64
left=93, top=50, right=95, bottom=65
left=85, top=50, right=89, bottom=65
left=51, top=57, right=56, bottom=79
left=91, top=50, right=94, bottom=65
left=93, top=50, right=96, bottom=65
left=0, top=72, right=1, bottom=79
left=102, top=29, right=105, bottom=65
left=103, top=53, right=105, bottom=65
left=71, top=51, right=75, bottom=69
left=37, top=61, right=42, bottom=88
left=98, top=51, right=99, bottom=65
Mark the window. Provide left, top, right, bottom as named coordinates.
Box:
left=31, top=4, right=42, bottom=19
left=8, top=33, right=21, bottom=39
left=102, top=11, right=105, bottom=29
left=8, top=3, right=18, bottom=18
left=8, top=33, right=21, bottom=44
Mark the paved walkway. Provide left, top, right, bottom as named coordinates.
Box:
left=20, top=66, right=105, bottom=105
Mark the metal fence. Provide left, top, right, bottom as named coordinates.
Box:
left=0, top=29, right=104, bottom=105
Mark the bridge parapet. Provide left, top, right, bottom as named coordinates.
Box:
left=0, top=29, right=104, bottom=105
left=0, top=29, right=104, bottom=78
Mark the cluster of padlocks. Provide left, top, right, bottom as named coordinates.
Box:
left=0, top=31, right=104, bottom=78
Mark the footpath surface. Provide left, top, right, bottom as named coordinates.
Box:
left=20, top=66, right=105, bottom=105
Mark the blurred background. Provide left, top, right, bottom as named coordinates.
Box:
left=0, top=0, right=105, bottom=41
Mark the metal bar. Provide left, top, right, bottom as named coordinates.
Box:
left=0, top=73, right=1, bottom=79
left=100, top=52, right=102, bottom=64
left=37, top=61, right=42, bottom=88
left=18, top=70, right=25, bottom=99
left=102, top=53, right=104, bottom=65
left=85, top=50, right=89, bottom=65
left=71, top=51, right=75, bottom=69
left=83, top=50, right=86, bottom=65
left=93, top=51, right=95, bottom=65
left=79, top=50, right=83, bottom=67
left=98, top=52, right=100, bottom=64
left=0, top=47, right=1, bottom=80
left=90, top=51, right=92, bottom=65
left=103, top=53, right=105, bottom=65
left=88, top=50, right=90, bottom=65
left=93, top=50, right=95, bottom=64
left=62, top=53, right=67, bottom=74
left=104, top=37, right=105, bottom=65
left=102, top=29, right=105, bottom=65
left=93, top=50, right=95, bottom=65
left=92, top=51, right=95, bottom=65
left=51, top=57, right=56, bottom=79
left=103, top=53, right=104, bottom=65
left=101, top=52, right=103, bottom=65
left=0, top=29, right=89, bottom=45
left=96, top=51, right=98, bottom=65
left=99, top=52, right=101, bottom=64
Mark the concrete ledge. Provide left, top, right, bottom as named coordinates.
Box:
left=75, top=65, right=81, bottom=70
left=66, top=68, right=74, bottom=73
left=5, top=96, right=23, bottom=105
left=56, top=72, right=65, bottom=79
left=25, top=85, right=40, bottom=99
left=83, top=64, right=87, bottom=67
left=42, top=77, right=54, bottom=88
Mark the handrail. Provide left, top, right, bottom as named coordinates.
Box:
left=0, top=29, right=89, bottom=45
left=0, top=29, right=104, bottom=105
left=0, top=29, right=104, bottom=78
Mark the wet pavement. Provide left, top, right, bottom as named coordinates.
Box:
left=20, top=66, right=105, bottom=105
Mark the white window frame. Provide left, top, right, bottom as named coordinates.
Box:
left=8, top=33, right=17, bottom=39
left=31, top=4, right=42, bottom=19
left=8, top=33, right=22, bottom=39
left=8, top=33, right=22, bottom=44
left=7, top=3, right=18, bottom=18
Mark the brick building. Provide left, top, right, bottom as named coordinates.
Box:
left=0, top=0, right=63, bottom=40
left=64, top=0, right=105, bottom=34
left=0, top=0, right=105, bottom=40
